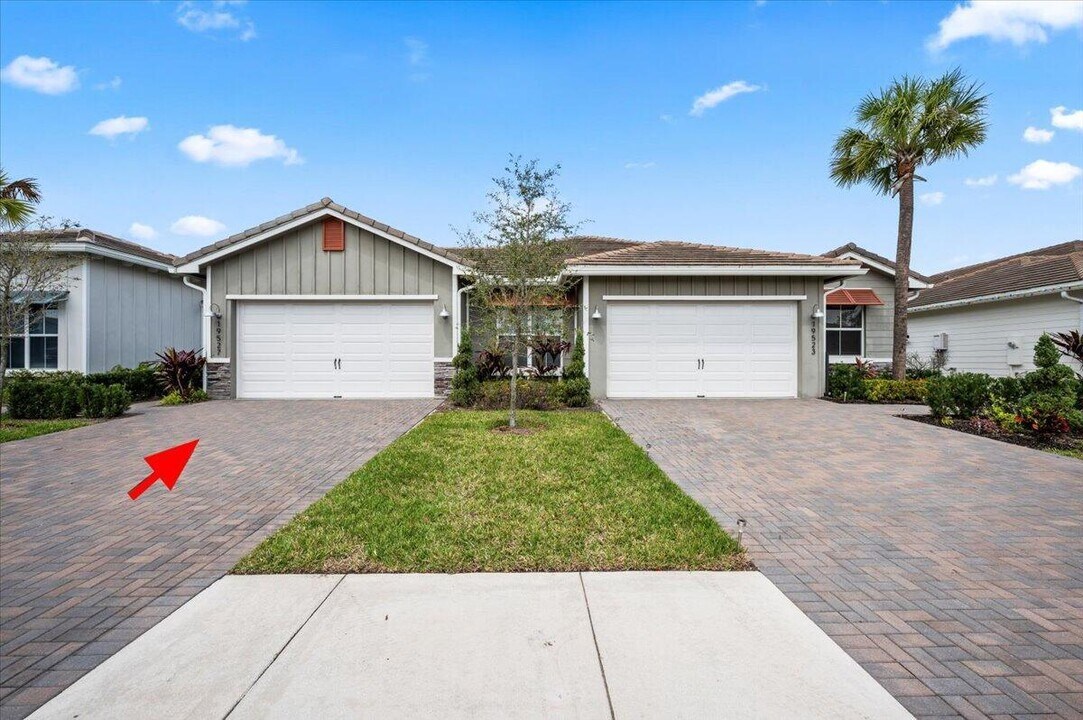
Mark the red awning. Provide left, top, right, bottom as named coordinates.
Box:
left=826, top=288, right=884, bottom=306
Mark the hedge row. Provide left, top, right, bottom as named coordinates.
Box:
left=6, top=373, right=131, bottom=419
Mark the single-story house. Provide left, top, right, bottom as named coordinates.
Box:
left=172, top=198, right=867, bottom=400
left=908, top=241, right=1083, bottom=375
left=820, top=243, right=930, bottom=365
left=2, top=229, right=201, bottom=373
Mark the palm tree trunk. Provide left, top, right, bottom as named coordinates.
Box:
left=892, top=175, right=915, bottom=380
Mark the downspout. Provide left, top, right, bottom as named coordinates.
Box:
left=1061, top=290, right=1083, bottom=305
left=822, top=278, right=844, bottom=392
left=182, top=275, right=211, bottom=391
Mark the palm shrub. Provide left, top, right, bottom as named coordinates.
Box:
left=557, top=330, right=591, bottom=407
left=449, top=328, right=480, bottom=406
left=1051, top=330, right=1083, bottom=376
left=155, top=348, right=206, bottom=401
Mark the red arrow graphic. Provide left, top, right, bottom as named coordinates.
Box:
left=128, top=440, right=200, bottom=500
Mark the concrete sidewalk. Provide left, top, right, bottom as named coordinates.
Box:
left=28, top=572, right=911, bottom=720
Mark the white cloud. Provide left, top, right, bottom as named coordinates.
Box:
left=176, top=1, right=256, bottom=41
left=89, top=115, right=149, bottom=139
left=624, top=162, right=656, bottom=169
left=964, top=174, right=997, bottom=187
left=129, top=222, right=157, bottom=241
left=689, top=80, right=761, bottom=117
left=170, top=215, right=226, bottom=237
left=178, top=125, right=302, bottom=167
left=659, top=114, right=674, bottom=123
left=1051, top=106, right=1083, bottom=131
left=1007, top=159, right=1083, bottom=190
left=0, top=55, right=79, bottom=94
left=95, top=76, right=122, bottom=91
left=1023, top=126, right=1054, bottom=144
left=405, top=37, right=428, bottom=66
left=929, top=1, right=1083, bottom=50
left=919, top=191, right=945, bottom=206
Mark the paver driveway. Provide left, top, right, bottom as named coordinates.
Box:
left=603, top=399, right=1083, bottom=720
left=0, top=398, right=438, bottom=720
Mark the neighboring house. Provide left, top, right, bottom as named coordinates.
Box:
left=908, top=241, right=1083, bottom=376
left=2, top=229, right=201, bottom=374
left=820, top=243, right=931, bottom=365
left=171, top=198, right=865, bottom=400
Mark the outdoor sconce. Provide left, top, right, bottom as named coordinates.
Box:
left=592, top=306, right=602, bottom=320
left=439, top=304, right=450, bottom=318
left=208, top=302, right=223, bottom=320
left=811, top=305, right=824, bottom=320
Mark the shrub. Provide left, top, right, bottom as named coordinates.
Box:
left=1021, top=363, right=1078, bottom=396
left=862, top=378, right=927, bottom=403
left=826, top=364, right=866, bottom=401
left=1033, top=333, right=1060, bottom=369
left=474, top=379, right=555, bottom=410
left=905, top=352, right=944, bottom=379
left=476, top=339, right=510, bottom=380
left=155, top=348, right=206, bottom=401
left=925, top=372, right=992, bottom=419
left=529, top=336, right=570, bottom=377
left=989, top=376, right=1025, bottom=408
left=556, top=330, right=591, bottom=406
left=5, top=372, right=83, bottom=419
left=985, top=403, right=1022, bottom=433
left=449, top=329, right=480, bottom=407
left=82, top=383, right=131, bottom=418
left=1017, top=390, right=1074, bottom=438
left=85, top=363, right=161, bottom=401
left=160, top=389, right=209, bottom=406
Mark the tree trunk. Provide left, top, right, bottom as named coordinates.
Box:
left=508, top=333, right=518, bottom=428
left=893, top=174, right=915, bottom=380
left=0, top=342, right=7, bottom=403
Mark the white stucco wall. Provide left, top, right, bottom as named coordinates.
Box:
left=907, top=292, right=1083, bottom=376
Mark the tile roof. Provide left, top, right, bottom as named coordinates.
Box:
left=911, top=240, right=1083, bottom=308
left=565, top=240, right=856, bottom=267
left=1, top=227, right=176, bottom=265
left=826, top=288, right=884, bottom=306
left=822, top=242, right=931, bottom=283
left=176, top=197, right=466, bottom=267
left=450, top=235, right=643, bottom=263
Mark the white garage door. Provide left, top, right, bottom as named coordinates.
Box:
left=607, top=302, right=797, bottom=398
left=237, top=301, right=434, bottom=399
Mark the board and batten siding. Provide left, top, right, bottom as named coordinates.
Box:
left=207, top=220, right=454, bottom=360
left=837, top=269, right=896, bottom=361
left=86, top=257, right=202, bottom=372
left=908, top=293, right=1083, bottom=376
left=583, top=275, right=827, bottom=398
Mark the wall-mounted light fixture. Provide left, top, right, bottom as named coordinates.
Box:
left=439, top=304, right=450, bottom=318
left=591, top=306, right=602, bottom=320
left=811, top=305, right=824, bottom=320
left=208, top=302, right=223, bottom=320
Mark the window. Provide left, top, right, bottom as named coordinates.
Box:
left=826, top=305, right=863, bottom=358
left=6, top=304, right=60, bottom=370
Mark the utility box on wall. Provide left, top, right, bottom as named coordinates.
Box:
left=932, top=332, right=948, bottom=352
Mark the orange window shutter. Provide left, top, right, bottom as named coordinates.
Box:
left=323, top=218, right=345, bottom=251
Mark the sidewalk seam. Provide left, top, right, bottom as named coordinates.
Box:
left=221, top=574, right=347, bottom=719
left=578, top=572, right=616, bottom=720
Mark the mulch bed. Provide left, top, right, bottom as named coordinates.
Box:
left=901, top=413, right=1083, bottom=454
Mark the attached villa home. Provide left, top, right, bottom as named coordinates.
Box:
left=3, top=229, right=200, bottom=373
left=170, top=198, right=866, bottom=400
left=907, top=241, right=1083, bottom=375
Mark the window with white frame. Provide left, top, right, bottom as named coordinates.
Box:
left=6, top=303, right=60, bottom=369
left=826, top=305, right=863, bottom=358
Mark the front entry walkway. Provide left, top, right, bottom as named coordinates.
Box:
left=0, top=399, right=438, bottom=719
left=28, top=572, right=909, bottom=720
left=603, top=399, right=1083, bottom=719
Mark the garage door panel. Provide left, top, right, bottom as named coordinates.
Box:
left=607, top=301, right=796, bottom=398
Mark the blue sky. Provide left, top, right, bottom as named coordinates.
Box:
left=1, top=0, right=1081, bottom=273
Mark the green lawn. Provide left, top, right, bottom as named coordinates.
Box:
left=234, top=410, right=747, bottom=574
left=0, top=416, right=90, bottom=443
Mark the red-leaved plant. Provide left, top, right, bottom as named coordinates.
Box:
left=155, top=348, right=206, bottom=401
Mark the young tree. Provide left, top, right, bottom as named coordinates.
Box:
left=0, top=170, right=42, bottom=228
left=1, top=218, right=81, bottom=397
left=830, top=69, right=988, bottom=379
left=456, top=156, right=581, bottom=427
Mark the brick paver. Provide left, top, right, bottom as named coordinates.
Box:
left=603, top=399, right=1083, bottom=720
left=0, top=399, right=437, bottom=719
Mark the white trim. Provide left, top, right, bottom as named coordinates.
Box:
left=583, top=277, right=591, bottom=381
left=50, top=242, right=173, bottom=272
left=175, top=207, right=467, bottom=274
left=434, top=357, right=453, bottom=363
left=208, top=357, right=230, bottom=363
left=568, top=264, right=867, bottom=277
left=80, top=257, right=89, bottom=373
left=602, top=294, right=807, bottom=302
left=908, top=282, right=1083, bottom=313
left=225, top=294, right=439, bottom=302
left=835, top=251, right=930, bottom=288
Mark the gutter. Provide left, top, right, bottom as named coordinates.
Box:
left=1061, top=291, right=1083, bottom=305
left=909, top=281, right=1083, bottom=313
left=182, top=275, right=211, bottom=391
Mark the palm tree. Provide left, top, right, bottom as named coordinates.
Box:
left=830, top=69, right=988, bottom=379
left=0, top=169, right=42, bottom=228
